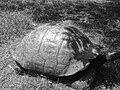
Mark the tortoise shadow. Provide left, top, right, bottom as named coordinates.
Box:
left=89, top=51, right=120, bottom=89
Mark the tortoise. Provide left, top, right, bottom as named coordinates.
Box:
left=10, top=20, right=118, bottom=89
left=11, top=21, right=102, bottom=77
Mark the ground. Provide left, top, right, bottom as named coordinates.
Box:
left=0, top=0, right=120, bottom=90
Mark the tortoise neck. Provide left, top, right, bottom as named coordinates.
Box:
left=90, top=54, right=107, bottom=70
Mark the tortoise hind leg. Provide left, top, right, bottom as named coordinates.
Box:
left=14, top=60, right=28, bottom=75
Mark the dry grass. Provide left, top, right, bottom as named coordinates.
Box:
left=1, top=0, right=120, bottom=90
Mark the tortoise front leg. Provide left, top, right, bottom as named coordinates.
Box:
left=71, top=65, right=96, bottom=90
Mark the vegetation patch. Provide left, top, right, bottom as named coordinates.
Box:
left=0, top=0, right=120, bottom=90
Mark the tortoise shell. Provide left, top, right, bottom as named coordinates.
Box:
left=11, top=21, right=99, bottom=76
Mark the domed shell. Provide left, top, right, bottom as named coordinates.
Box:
left=11, top=22, right=98, bottom=76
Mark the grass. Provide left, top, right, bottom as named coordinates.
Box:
left=0, top=0, right=120, bottom=90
